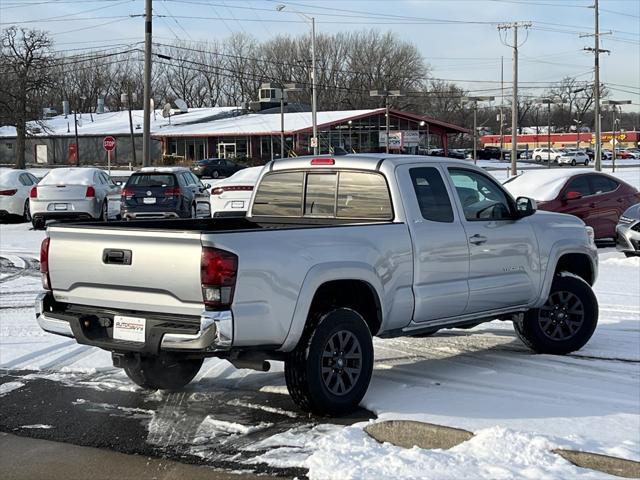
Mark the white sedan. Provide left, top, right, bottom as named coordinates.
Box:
left=557, top=150, right=590, bottom=166
left=0, top=168, right=39, bottom=221
left=209, top=166, right=263, bottom=217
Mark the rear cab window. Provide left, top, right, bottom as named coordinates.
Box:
left=252, top=170, right=393, bottom=220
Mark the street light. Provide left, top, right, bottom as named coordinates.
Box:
left=602, top=99, right=631, bottom=172
left=276, top=5, right=318, bottom=154
left=462, top=96, right=494, bottom=164
left=370, top=89, right=404, bottom=154
left=347, top=120, right=353, bottom=153
left=536, top=98, right=566, bottom=169
left=279, top=83, right=303, bottom=159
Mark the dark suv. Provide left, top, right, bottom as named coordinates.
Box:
left=121, top=167, right=210, bottom=220
left=192, top=158, right=245, bottom=179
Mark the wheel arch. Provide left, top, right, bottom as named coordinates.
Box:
left=279, top=262, right=385, bottom=352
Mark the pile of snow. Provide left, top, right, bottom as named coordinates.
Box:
left=502, top=168, right=594, bottom=201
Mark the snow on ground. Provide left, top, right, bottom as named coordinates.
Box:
left=1, top=167, right=639, bottom=479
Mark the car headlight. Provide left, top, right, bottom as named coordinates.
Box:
left=618, top=216, right=634, bottom=225
left=585, top=226, right=596, bottom=247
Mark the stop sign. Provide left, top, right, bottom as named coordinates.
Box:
left=103, top=136, right=116, bottom=152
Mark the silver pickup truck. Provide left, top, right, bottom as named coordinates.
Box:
left=36, top=155, right=599, bottom=415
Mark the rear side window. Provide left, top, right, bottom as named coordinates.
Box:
left=127, top=174, right=176, bottom=187
left=18, top=173, right=32, bottom=186
left=252, top=170, right=392, bottom=219
left=252, top=171, right=304, bottom=217
left=590, top=175, right=618, bottom=195
left=409, top=168, right=454, bottom=222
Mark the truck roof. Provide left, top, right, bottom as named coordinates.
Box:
left=268, top=153, right=473, bottom=172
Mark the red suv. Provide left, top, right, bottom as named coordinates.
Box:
left=504, top=170, right=640, bottom=239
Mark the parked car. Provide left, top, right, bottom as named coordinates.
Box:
left=0, top=168, right=39, bottom=221
left=447, top=149, right=467, bottom=159
left=602, top=149, right=613, bottom=160
left=36, top=154, right=599, bottom=415
left=519, top=150, right=533, bottom=160
left=192, top=158, right=245, bottom=179
left=504, top=169, right=640, bottom=239
left=532, top=148, right=564, bottom=163
left=616, top=204, right=640, bottom=257
left=557, top=149, right=590, bottom=166
left=29, top=167, right=119, bottom=229
left=615, top=149, right=638, bottom=159
left=210, top=166, right=263, bottom=218
left=121, top=167, right=210, bottom=220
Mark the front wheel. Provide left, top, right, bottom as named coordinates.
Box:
left=571, top=159, right=576, bottom=166
left=100, top=201, right=108, bottom=221
left=514, top=275, right=598, bottom=355
left=584, top=160, right=589, bottom=166
left=285, top=308, right=374, bottom=416
left=124, top=354, right=203, bottom=390
left=535, top=155, right=541, bottom=162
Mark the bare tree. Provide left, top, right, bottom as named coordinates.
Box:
left=0, top=27, right=55, bottom=168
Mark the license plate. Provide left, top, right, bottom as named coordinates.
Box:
left=113, top=315, right=146, bottom=343
left=143, top=197, right=156, bottom=204
left=231, top=201, right=244, bottom=209
left=54, top=203, right=68, bottom=211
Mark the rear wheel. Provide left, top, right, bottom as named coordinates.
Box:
left=584, top=159, right=589, bottom=166
left=514, top=275, right=597, bottom=355
left=284, top=308, right=373, bottom=416
left=31, top=217, right=45, bottom=230
left=535, top=155, right=541, bottom=162
left=100, top=201, right=108, bottom=221
left=571, top=159, right=576, bottom=166
left=23, top=199, right=31, bottom=221
left=124, top=354, right=203, bottom=390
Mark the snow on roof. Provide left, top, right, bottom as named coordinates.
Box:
left=153, top=109, right=381, bottom=137
left=218, top=166, right=264, bottom=185
left=503, top=168, right=594, bottom=201
left=0, top=167, right=24, bottom=183
left=0, top=107, right=240, bottom=138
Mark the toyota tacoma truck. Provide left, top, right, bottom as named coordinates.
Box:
left=36, top=155, right=599, bottom=415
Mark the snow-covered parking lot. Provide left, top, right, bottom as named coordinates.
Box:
left=1, top=167, right=639, bottom=479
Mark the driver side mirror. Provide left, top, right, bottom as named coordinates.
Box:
left=516, top=196, right=537, bottom=218
left=204, top=183, right=211, bottom=189
left=564, top=191, right=582, bottom=201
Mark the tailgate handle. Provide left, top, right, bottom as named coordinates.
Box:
left=102, top=249, right=132, bottom=265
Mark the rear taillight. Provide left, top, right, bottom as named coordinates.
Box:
left=212, top=187, right=224, bottom=195
left=86, top=186, right=96, bottom=198
left=212, top=185, right=253, bottom=195
left=40, top=237, right=51, bottom=290
left=164, top=187, right=181, bottom=196
left=0, top=189, right=17, bottom=196
left=121, top=187, right=134, bottom=199
left=201, top=247, right=237, bottom=310
left=30, top=186, right=38, bottom=198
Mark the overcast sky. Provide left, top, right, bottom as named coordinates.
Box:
left=1, top=0, right=638, bottom=111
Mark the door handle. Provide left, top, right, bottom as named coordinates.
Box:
left=589, top=203, right=596, bottom=208
left=469, top=234, right=488, bottom=245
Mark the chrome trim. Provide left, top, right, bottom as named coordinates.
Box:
left=35, top=292, right=74, bottom=338
left=161, top=310, right=233, bottom=351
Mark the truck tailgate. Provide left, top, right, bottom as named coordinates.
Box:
left=47, top=226, right=204, bottom=316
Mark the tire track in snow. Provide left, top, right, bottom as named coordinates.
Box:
left=1, top=340, right=77, bottom=369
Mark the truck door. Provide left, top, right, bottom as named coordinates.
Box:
left=397, top=165, right=470, bottom=321
left=446, top=167, right=540, bottom=314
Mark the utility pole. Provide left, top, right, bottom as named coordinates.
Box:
left=463, top=96, right=495, bottom=164
left=279, top=83, right=303, bottom=159
left=127, top=87, right=137, bottom=166
left=603, top=99, right=631, bottom=172
left=499, top=55, right=504, bottom=163
left=498, top=21, right=532, bottom=176
left=370, top=90, right=404, bottom=154
left=73, top=109, right=80, bottom=166
left=142, top=0, right=152, bottom=167
left=582, top=0, right=610, bottom=172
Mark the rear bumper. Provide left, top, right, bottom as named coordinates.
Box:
left=123, top=211, right=181, bottom=220
left=30, top=199, right=99, bottom=219
left=35, top=292, right=233, bottom=354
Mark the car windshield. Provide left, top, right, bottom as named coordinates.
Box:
left=127, top=173, right=176, bottom=187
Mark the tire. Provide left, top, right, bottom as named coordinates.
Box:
left=31, top=217, right=45, bottom=230
left=124, top=354, right=203, bottom=390
left=514, top=275, right=598, bottom=355
left=23, top=199, right=31, bottom=222
left=191, top=203, right=197, bottom=218
left=100, top=201, right=108, bottom=221
left=212, top=170, right=220, bottom=179
left=284, top=308, right=374, bottom=416
left=584, top=160, right=589, bottom=166
left=535, top=155, right=541, bottom=162
left=571, top=159, right=576, bottom=166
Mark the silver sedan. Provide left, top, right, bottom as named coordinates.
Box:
left=616, top=204, right=640, bottom=257
left=29, top=167, right=120, bottom=229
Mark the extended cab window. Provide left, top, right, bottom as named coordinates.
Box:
left=252, top=171, right=304, bottom=217
left=409, top=167, right=454, bottom=223
left=449, top=168, right=513, bottom=221
left=305, top=173, right=336, bottom=216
